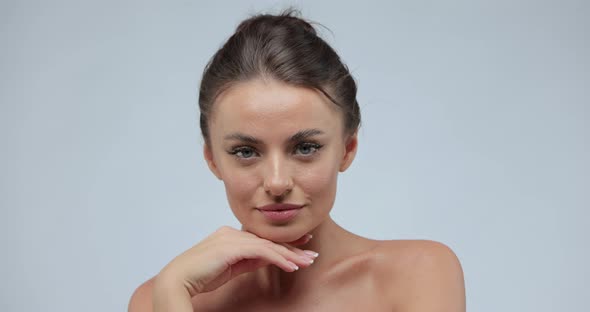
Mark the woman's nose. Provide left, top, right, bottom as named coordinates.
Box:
left=263, top=153, right=294, bottom=197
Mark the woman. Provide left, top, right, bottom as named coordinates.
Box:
left=129, top=8, right=465, bottom=311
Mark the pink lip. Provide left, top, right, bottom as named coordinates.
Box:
left=257, top=203, right=304, bottom=222
left=257, top=203, right=304, bottom=211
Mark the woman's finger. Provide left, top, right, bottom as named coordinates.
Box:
left=285, top=233, right=313, bottom=246
left=239, top=243, right=300, bottom=272
left=257, top=240, right=317, bottom=268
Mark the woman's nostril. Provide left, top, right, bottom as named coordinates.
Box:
left=264, top=179, right=294, bottom=197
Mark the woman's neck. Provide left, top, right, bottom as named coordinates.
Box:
left=253, top=216, right=369, bottom=299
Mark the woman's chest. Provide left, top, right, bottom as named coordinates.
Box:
left=194, top=247, right=395, bottom=311
left=196, top=271, right=391, bottom=312
left=241, top=287, right=391, bottom=312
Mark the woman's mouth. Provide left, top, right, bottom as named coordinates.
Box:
left=257, top=203, right=304, bottom=222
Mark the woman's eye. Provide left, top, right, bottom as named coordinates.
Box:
left=295, top=143, right=323, bottom=156
left=228, top=143, right=323, bottom=161
left=230, top=147, right=258, bottom=159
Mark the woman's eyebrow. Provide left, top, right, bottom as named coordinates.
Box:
left=224, top=133, right=261, bottom=144
left=289, top=128, right=325, bottom=142
left=224, top=128, right=325, bottom=144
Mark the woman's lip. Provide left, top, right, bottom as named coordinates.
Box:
left=257, top=203, right=304, bottom=211
left=257, top=207, right=302, bottom=222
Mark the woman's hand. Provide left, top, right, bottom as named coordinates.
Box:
left=152, top=226, right=319, bottom=311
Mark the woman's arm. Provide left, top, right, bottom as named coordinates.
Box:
left=128, top=227, right=317, bottom=312
left=128, top=277, right=155, bottom=312
left=129, top=275, right=194, bottom=312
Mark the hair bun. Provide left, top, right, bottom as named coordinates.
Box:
left=236, top=7, right=317, bottom=36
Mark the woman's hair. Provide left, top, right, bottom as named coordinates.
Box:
left=198, top=7, right=361, bottom=146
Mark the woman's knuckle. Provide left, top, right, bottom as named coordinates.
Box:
left=260, top=239, right=273, bottom=246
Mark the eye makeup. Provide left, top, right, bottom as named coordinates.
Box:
left=226, top=141, right=324, bottom=161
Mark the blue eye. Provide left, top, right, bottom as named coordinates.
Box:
left=227, top=142, right=323, bottom=161
left=230, top=147, right=258, bottom=159
left=295, top=143, right=323, bottom=156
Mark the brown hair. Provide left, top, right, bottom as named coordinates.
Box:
left=198, top=7, right=361, bottom=146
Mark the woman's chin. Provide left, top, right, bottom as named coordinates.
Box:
left=242, top=223, right=304, bottom=243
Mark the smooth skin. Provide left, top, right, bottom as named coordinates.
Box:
left=128, top=78, right=466, bottom=311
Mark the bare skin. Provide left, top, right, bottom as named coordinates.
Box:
left=128, top=78, right=465, bottom=311
left=129, top=219, right=464, bottom=311
left=187, top=218, right=465, bottom=311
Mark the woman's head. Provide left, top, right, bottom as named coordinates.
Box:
left=199, top=9, right=361, bottom=242
left=199, top=8, right=361, bottom=145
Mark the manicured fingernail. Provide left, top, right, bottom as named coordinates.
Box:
left=288, top=261, right=299, bottom=271
left=304, top=250, right=319, bottom=258
left=299, top=255, right=313, bottom=264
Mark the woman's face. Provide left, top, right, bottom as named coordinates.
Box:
left=204, top=78, right=357, bottom=243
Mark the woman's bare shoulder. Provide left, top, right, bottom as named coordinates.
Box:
left=372, top=239, right=466, bottom=311
left=371, top=239, right=464, bottom=278
left=373, top=239, right=460, bottom=262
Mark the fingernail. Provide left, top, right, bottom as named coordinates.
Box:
left=306, top=234, right=313, bottom=239
left=303, top=250, right=319, bottom=258
left=288, top=261, right=299, bottom=271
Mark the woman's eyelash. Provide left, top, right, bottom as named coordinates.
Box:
left=228, top=146, right=259, bottom=158
left=295, top=142, right=323, bottom=155
left=228, top=142, right=323, bottom=159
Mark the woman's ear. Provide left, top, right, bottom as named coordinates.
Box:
left=339, top=130, right=358, bottom=172
left=203, top=144, right=222, bottom=180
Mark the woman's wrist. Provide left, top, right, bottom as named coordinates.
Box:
left=152, top=273, right=193, bottom=312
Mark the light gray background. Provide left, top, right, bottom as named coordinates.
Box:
left=1, top=0, right=588, bottom=311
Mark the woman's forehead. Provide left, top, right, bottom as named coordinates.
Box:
left=210, top=79, right=343, bottom=137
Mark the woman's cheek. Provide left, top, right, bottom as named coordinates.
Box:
left=298, top=161, right=338, bottom=205
left=222, top=169, right=258, bottom=211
